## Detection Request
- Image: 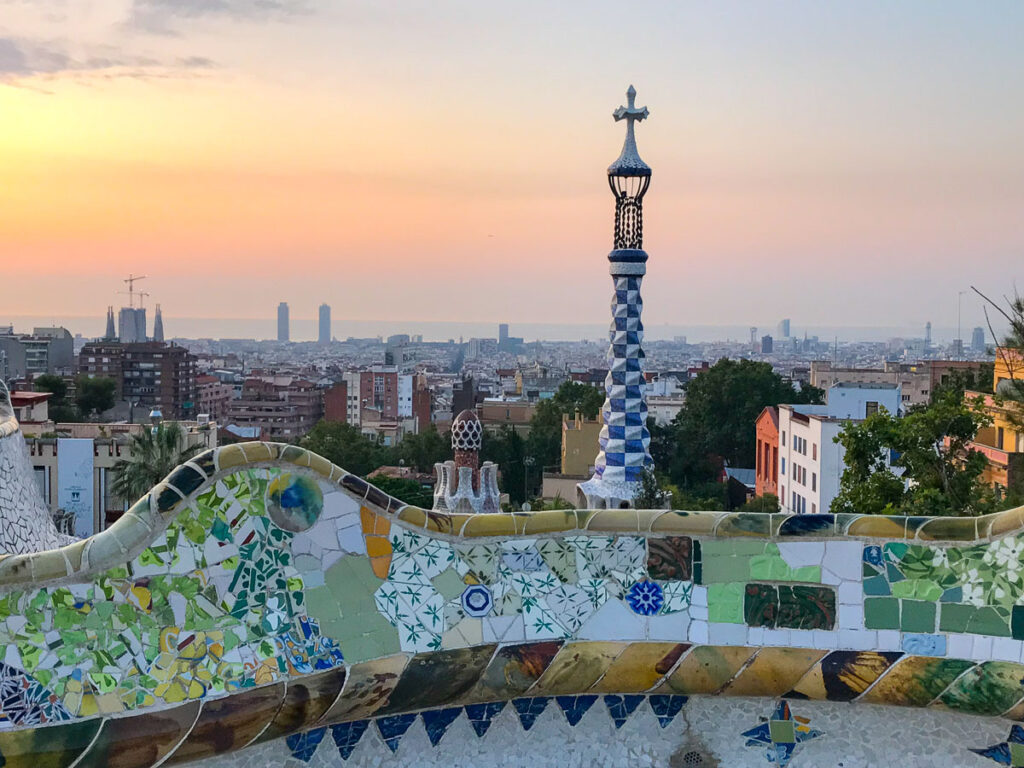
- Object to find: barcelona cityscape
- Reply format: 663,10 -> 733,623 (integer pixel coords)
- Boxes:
1,2 -> 1023,767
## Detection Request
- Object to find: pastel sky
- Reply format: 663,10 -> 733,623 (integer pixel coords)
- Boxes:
1,1 -> 1022,338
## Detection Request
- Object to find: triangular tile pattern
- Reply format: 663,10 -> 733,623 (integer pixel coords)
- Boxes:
331,720 -> 370,760
375,713 -> 418,753
512,697 -> 551,731
286,727 -> 327,762
421,707 -> 463,746
648,695 -> 688,728
555,694 -> 598,726
604,694 -> 645,729
464,701 -> 506,738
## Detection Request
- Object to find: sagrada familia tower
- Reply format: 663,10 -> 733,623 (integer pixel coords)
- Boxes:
578,86 -> 655,509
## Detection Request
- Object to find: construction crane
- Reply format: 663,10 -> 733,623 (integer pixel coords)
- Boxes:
122,274 -> 148,308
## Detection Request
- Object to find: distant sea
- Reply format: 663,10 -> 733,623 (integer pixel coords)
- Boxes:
1,315 -> 973,345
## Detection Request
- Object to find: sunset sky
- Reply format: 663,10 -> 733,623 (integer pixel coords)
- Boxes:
2,1 -> 1022,339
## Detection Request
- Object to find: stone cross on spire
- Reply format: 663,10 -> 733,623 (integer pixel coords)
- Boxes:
609,85 -> 651,176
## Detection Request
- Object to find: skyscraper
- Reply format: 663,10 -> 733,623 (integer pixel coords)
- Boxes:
277,302 -> 289,342
578,86 -> 654,509
318,304 -> 331,345
499,324 -> 509,345
925,321 -> 932,346
972,326 -> 986,352
104,306 -> 116,340
153,304 -> 164,343
777,318 -> 791,339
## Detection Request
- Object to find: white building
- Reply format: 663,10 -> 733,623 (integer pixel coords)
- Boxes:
778,384 -> 902,515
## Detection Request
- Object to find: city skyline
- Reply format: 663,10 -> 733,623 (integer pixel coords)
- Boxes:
2,2 -> 1021,331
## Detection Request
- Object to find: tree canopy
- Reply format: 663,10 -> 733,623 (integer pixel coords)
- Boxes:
367,474 -> 434,508
34,374 -> 79,422
112,422 -> 200,503
830,389 -> 1000,516
75,376 -> 116,419
655,359 -> 824,487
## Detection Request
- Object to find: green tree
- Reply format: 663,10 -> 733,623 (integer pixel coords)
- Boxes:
34,374 -> 80,422
659,359 -> 824,487
633,466 -> 669,509
367,474 -> 434,508
831,389 -> 993,516
480,425 -> 529,505
974,286 -> 1024,430
74,376 -> 116,419
299,421 -> 388,477
112,423 -> 200,503
395,425 -> 451,473
550,381 -> 604,419
737,493 -> 780,514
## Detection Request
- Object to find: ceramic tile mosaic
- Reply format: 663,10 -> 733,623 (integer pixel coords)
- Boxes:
2,425 -> 1024,766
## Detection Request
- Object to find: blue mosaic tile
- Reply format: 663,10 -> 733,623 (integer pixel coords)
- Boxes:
555,694 -> 598,726
421,707 -> 463,747
286,727 -> 326,762
742,701 -> 822,768
778,514 -> 834,536
901,633 -> 947,656
625,581 -> 664,615
331,721 -> 370,761
603,694 -> 644,728
375,713 -> 417,753
863,545 -> 883,566
648,694 -> 688,728
970,723 -> 1024,765
512,697 -> 551,731
461,584 -> 494,617
464,702 -> 506,738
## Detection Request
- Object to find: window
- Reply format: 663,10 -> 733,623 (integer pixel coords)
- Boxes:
782,431 -> 786,446
781,457 -> 786,474
772,447 -> 778,483
866,401 -> 879,417
812,473 -> 817,491
812,443 -> 817,460
812,503 -> 817,514
997,427 -> 1005,450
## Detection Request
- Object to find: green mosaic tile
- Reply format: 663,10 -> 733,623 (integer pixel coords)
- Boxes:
864,598 -> 900,630
899,600 -> 937,633
1013,606 -> 1024,641
966,607 -> 1012,637
708,582 -> 745,624
940,661 -> 1024,716
701,556 -> 751,584
891,579 -> 942,601
939,603 -> 975,633
431,569 -> 466,601
863,576 -> 891,596
777,585 -> 836,630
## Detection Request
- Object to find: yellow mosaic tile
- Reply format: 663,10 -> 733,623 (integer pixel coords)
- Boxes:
28,550 -> 70,583
649,511 -> 722,536
988,504 -> 1024,539
460,514 -> 518,538
395,506 -> 428,529
720,648 -> 827,697
789,651 -> 899,701
588,642 -> 688,693
528,641 -> 629,696
522,510 -> 579,536
652,645 -> 756,695
914,516 -> 979,541
844,516 -> 908,539
240,442 -> 277,463
586,508 -> 641,533
214,444 -> 248,472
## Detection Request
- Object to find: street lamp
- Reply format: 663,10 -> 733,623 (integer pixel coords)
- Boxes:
523,455 -> 535,505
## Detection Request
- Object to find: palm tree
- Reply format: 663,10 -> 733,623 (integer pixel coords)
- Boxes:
112,422 -> 200,504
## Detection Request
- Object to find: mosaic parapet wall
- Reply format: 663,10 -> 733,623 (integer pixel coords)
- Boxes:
2,442 -> 1024,766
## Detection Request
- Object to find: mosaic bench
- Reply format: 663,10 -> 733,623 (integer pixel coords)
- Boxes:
2,441 -> 1024,767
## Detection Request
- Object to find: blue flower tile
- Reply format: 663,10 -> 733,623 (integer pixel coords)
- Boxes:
625,581 -> 664,615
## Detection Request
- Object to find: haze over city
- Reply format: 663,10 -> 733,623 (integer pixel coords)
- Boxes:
3,0 -> 1022,336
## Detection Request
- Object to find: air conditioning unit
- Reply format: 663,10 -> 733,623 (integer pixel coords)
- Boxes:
197,414 -> 211,426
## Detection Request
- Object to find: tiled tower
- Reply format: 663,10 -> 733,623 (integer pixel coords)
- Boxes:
578,86 -> 653,509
